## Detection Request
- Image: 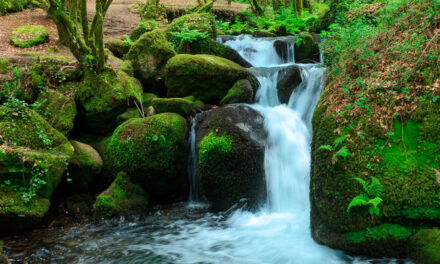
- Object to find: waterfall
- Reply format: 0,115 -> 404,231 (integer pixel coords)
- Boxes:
187,113 -> 203,202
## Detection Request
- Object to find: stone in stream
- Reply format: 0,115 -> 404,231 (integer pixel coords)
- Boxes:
277,66 -> 302,104
196,104 -> 267,210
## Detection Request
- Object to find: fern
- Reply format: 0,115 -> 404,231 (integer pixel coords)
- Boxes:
334,134 -> 349,148
318,145 -> 333,151
331,146 -> 352,164
347,176 -> 384,216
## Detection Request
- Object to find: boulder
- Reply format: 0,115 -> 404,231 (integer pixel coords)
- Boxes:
165,54 -> 259,104
74,69 -> 141,134
220,79 -> 254,105
151,97 -> 198,116
10,25 -> 49,48
252,30 -> 277,38
94,172 -> 148,218
276,66 -> 302,104
126,29 -> 176,96
103,113 -> 188,201
116,108 -> 141,125
311,95 -> 440,257
273,39 -> 293,63
36,89 -> 77,136
105,39 -> 131,59
196,105 -> 266,210
295,32 -> 320,63
410,229 -> 440,264
0,107 -> 73,232
177,38 -> 252,68
63,140 -> 103,193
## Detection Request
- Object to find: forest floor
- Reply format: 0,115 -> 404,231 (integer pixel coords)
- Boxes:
0,0 -> 247,60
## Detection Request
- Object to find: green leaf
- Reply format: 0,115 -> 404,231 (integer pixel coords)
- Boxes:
367,176 -> 384,197
318,145 -> 333,151
347,194 -> 369,212
352,177 -> 369,192
332,146 -> 352,164
152,135 -> 159,142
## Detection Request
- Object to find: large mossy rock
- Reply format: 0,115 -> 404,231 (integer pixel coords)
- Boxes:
311,94 -> 440,257
177,38 -> 251,68
94,172 -> 148,218
220,79 -> 254,105
74,69 -> 141,134
0,107 -> 73,232
64,140 -> 103,194
151,97 -> 200,116
126,29 -> 176,96
165,54 -> 259,105
410,229 -> 440,264
105,39 -> 131,59
130,19 -> 158,41
165,13 -> 216,45
103,113 -> 188,201
196,105 -> 266,210
294,32 -> 320,63
277,66 -> 302,104
9,25 -> 49,48
36,89 -> 77,136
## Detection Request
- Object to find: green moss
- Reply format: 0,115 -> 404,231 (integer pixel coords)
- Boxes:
220,79 -> 254,105
165,13 -> 216,44
295,32 -> 320,63
198,132 -> 232,166
94,172 -> 148,218
0,0 -> 44,16
142,93 -> 158,108
345,223 -> 415,244
105,39 -> 131,59
0,189 -> 49,233
0,58 -> 11,74
119,60 -> 134,77
165,54 -> 255,104
152,97 -> 197,116
104,113 -> 188,201
36,89 -> 77,136
126,29 -> 176,91
410,229 -> 440,263
10,25 -> 49,48
75,69 -> 137,134
130,19 -> 158,41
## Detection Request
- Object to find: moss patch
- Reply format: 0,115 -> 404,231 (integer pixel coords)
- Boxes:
130,19 -> 158,41
410,229 -> 440,264
0,58 -> 11,74
10,25 -> 49,48
152,97 -> 197,116
165,13 -> 216,45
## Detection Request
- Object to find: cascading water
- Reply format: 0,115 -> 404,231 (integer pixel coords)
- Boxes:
6,36 -> 409,264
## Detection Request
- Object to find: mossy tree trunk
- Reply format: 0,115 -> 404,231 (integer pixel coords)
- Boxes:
249,0 -> 263,15
47,0 -> 112,73
293,0 -> 303,17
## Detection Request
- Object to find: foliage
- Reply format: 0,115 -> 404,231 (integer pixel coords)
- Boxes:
9,25 -> 50,48
169,25 -> 210,49
347,176 -> 384,216
318,134 -> 352,164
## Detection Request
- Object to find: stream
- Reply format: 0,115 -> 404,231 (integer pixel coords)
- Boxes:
3,35 -> 412,264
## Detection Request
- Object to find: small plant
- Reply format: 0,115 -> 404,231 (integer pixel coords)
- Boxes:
347,176 -> 384,216
169,26 -> 210,49
318,134 -> 352,164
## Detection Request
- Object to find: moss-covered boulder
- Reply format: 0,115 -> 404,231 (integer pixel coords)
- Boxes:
276,66 -> 302,104
165,54 -> 259,104
105,39 -> 131,59
63,140 -> 103,193
220,79 -> 254,105
36,89 -> 77,136
152,97 -> 198,116
311,96 -> 440,257
126,29 -> 176,96
294,32 -> 320,63
196,105 -> 266,210
103,113 -> 188,201
177,38 -> 252,68
74,69 -> 141,134
0,106 -> 73,232
130,19 -> 158,41
165,13 -> 216,45
94,172 -> 148,218
10,25 -> 49,48
410,229 -> 440,264
0,190 -> 50,233
116,108 -> 141,125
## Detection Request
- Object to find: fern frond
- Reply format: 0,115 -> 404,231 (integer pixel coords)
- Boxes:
334,134 -> 348,148
367,176 -> 384,197
367,197 -> 383,208
347,194 -> 369,212
318,145 -> 333,151
331,146 -> 352,164
352,177 -> 368,192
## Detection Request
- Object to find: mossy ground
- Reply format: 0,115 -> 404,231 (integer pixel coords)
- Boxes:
10,25 -> 49,48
